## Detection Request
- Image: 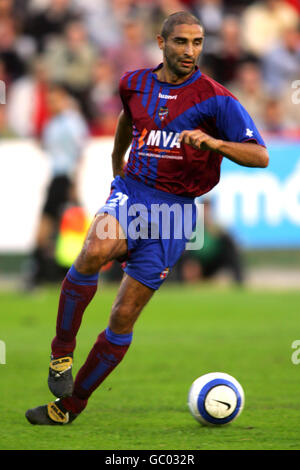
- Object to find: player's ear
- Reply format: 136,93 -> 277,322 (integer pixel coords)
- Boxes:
157,35 -> 165,50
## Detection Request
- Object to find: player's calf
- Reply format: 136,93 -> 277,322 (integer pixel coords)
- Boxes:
109,274 -> 154,334
49,265 -> 99,396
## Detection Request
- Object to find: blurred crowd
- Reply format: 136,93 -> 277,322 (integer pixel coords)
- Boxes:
0,0 -> 299,140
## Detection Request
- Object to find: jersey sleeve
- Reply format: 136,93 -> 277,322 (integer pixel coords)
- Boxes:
215,95 -> 266,147
119,74 -> 132,120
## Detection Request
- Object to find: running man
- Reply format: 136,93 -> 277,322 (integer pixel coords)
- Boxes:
26,11 -> 268,425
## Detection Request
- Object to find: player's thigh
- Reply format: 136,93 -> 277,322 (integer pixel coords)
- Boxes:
75,213 -> 128,273
109,273 -> 155,334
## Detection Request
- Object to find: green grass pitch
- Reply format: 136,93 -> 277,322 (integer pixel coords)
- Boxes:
0,282 -> 300,450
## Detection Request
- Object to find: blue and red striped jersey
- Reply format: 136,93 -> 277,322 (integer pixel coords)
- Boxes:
119,63 -> 265,198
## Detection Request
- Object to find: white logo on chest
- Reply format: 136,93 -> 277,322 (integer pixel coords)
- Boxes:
158,93 -> 178,100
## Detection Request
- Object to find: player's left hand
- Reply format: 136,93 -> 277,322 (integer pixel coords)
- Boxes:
179,130 -> 221,152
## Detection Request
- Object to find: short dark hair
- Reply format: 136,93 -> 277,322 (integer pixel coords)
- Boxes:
161,11 -> 204,40
48,82 -> 71,96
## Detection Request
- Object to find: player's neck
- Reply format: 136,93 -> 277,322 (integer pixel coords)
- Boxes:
155,63 -> 195,85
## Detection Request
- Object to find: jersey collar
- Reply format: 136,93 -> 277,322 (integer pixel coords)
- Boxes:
151,63 -> 201,88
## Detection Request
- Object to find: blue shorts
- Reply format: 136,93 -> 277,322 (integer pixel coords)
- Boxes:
97,175 -> 196,290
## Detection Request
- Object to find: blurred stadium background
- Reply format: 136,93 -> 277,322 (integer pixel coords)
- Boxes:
0,0 -> 299,290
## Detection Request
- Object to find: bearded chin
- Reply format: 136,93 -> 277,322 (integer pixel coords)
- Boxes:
165,52 -> 190,78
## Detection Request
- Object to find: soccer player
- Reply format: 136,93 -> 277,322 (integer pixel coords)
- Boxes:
26,11 -> 268,425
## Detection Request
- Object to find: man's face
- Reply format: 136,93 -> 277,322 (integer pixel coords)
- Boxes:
158,24 -> 204,78
47,89 -> 67,115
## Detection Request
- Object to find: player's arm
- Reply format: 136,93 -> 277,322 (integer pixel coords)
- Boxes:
111,110 -> 133,178
179,130 -> 269,168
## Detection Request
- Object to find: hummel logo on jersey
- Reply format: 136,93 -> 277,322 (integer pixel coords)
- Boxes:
158,92 -> 177,100
138,129 -> 181,149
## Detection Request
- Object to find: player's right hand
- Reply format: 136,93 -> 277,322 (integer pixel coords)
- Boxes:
179,130 -> 221,152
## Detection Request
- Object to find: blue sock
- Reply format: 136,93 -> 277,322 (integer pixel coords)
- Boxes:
105,326 -> 133,346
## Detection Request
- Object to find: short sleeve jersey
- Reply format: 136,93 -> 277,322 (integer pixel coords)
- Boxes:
119,63 -> 266,198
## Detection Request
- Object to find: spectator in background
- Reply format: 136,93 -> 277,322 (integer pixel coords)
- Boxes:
228,60 -> 267,127
25,83 -> 89,289
280,86 -> 300,134
0,104 -> 17,138
0,0 -> 14,21
73,0 -> 136,49
192,0 -> 225,55
218,0 -> 255,14
179,199 -> 244,286
7,56 -> 50,137
202,15 -> 257,85
0,58 -> 8,90
105,18 -> 157,77
262,25 -> 300,97
260,97 -> 300,138
241,0 -> 299,58
88,59 -> 121,136
0,0 -> 37,65
148,0 -> 189,38
260,98 -> 285,136
0,0 -> 27,29
43,19 -> 98,118
179,0 -> 195,7
285,0 -> 300,14
24,0 -> 78,53
0,18 -> 27,82
26,0 -> 50,10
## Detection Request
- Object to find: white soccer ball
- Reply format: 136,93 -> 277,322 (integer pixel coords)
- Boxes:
188,372 -> 245,426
